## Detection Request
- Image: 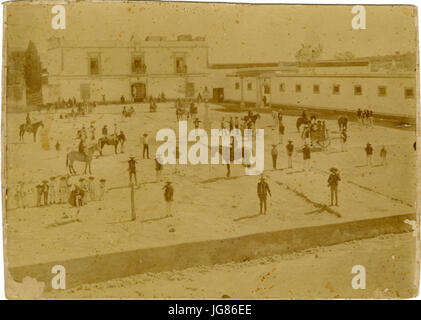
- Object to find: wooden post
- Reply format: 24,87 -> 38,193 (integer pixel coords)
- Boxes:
130,182 -> 136,221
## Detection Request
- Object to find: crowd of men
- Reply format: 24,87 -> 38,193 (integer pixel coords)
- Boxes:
13,175 -> 107,209
15,96 -> 392,219
356,108 -> 374,127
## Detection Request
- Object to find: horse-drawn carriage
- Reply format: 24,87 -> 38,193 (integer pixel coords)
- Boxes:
308,123 -> 331,148
300,117 -> 331,149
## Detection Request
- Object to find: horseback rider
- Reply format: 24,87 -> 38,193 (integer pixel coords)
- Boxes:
78,138 -> 87,160
25,113 -> 32,131
26,113 -> 31,125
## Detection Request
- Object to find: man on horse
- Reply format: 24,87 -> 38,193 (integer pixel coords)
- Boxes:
78,138 -> 87,160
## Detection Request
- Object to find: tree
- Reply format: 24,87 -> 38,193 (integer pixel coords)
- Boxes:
23,41 -> 43,106
295,44 -> 323,62
24,41 -> 42,92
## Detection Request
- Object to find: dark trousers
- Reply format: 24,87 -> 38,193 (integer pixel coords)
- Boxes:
226,164 -> 230,177
330,186 -> 338,205
43,192 -> 48,206
272,155 -> 277,169
143,144 -> 149,159
259,196 -> 267,214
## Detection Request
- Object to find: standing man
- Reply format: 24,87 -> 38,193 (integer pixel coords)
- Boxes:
59,176 -> 68,204
119,130 -> 126,153
163,181 -> 174,216
328,167 -> 341,206
380,145 -> 387,166
257,175 -> 271,215
36,184 -> 43,207
41,180 -> 49,206
286,140 -> 294,168
128,157 -> 138,185
142,133 -> 150,159
271,144 -> 278,169
340,129 -> 347,152
278,117 -> 285,145
49,176 -> 57,204
155,156 -> 163,182
365,143 -> 373,167
88,176 -> 96,201
302,143 -> 311,171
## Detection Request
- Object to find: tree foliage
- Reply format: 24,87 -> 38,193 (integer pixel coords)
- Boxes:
295,44 -> 323,62
23,41 -> 42,92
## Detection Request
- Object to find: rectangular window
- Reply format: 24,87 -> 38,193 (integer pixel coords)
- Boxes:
247,82 -> 253,90
175,55 -> 187,74
333,84 -> 340,95
279,83 -> 285,92
89,57 -> 100,75
295,84 -> 301,93
313,84 -> 320,94
132,54 -> 146,74
405,87 -> 414,99
378,86 -> 387,97
264,84 -> 271,94
354,85 -> 362,96
235,82 -> 240,90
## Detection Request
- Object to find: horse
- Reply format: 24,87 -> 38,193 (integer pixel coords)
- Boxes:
19,121 -> 44,142
338,116 -> 349,132
98,134 -> 124,155
66,144 -> 100,175
243,113 -> 261,129
296,117 -> 310,132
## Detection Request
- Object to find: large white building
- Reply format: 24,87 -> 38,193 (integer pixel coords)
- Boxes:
43,35 -> 210,103
40,36 -> 417,118
223,54 -> 417,117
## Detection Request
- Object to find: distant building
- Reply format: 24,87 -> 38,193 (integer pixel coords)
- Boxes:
41,37 -> 417,118
223,53 -> 417,117
43,35 -> 209,103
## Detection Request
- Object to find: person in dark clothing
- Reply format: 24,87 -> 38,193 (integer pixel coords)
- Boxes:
41,180 -> 49,206
128,157 -> 138,185
257,175 -> 271,215
365,143 -> 373,167
163,181 -> 174,216
302,143 -> 311,171
271,144 -> 278,169
286,140 -> 294,168
142,133 -> 150,159
380,145 -> 387,165
328,167 -> 341,206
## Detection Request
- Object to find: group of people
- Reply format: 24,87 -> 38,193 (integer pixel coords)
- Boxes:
365,143 -> 387,167
356,108 -> 374,127
175,99 -> 199,121
12,175 -> 107,209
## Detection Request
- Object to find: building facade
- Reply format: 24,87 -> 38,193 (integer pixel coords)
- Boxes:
224,55 -> 417,117
43,35 -> 210,103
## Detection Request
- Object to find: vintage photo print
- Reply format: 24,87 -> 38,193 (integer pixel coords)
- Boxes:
2,1 -> 420,299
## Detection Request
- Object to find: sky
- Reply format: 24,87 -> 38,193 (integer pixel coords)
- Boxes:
4,2 -> 418,64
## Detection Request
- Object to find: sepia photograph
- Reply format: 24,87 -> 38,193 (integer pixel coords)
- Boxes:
1,1 -> 420,300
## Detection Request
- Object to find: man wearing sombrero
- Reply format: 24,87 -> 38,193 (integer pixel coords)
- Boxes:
327,167 -> 341,206
257,175 -> 271,215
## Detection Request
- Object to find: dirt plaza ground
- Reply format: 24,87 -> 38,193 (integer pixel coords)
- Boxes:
46,233 -> 418,299
4,101 -> 418,297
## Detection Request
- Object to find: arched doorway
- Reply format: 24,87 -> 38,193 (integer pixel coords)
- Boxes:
131,83 -> 146,102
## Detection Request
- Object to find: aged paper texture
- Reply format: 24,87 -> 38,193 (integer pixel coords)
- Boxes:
2,1 -> 420,299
